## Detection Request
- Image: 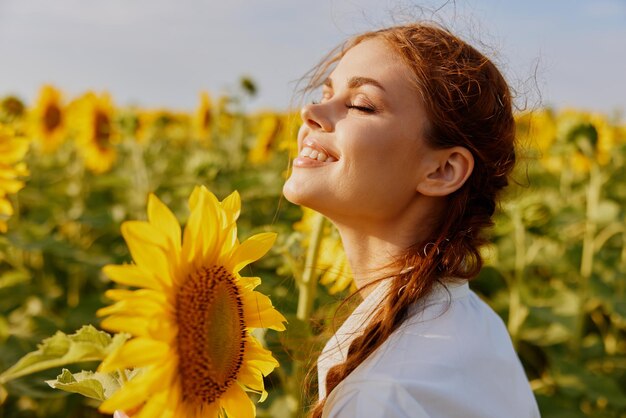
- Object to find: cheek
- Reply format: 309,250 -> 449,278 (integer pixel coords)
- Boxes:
347,127 -> 417,174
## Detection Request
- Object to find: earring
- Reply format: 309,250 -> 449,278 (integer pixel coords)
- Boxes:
423,242 -> 440,257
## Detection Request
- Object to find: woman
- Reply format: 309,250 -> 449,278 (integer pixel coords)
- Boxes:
282,23 -> 541,417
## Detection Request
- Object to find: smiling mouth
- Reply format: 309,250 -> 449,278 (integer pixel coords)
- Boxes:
299,146 -> 337,163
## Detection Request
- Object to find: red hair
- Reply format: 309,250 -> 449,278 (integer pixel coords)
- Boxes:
304,22 -> 516,418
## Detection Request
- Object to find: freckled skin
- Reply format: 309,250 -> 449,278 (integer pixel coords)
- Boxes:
282,38 -> 476,290
283,39 -> 437,226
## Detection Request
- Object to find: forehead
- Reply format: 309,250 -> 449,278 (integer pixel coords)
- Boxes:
329,38 -> 415,91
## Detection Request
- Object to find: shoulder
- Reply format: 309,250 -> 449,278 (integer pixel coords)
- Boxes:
323,378 -> 431,418
337,290 -> 540,417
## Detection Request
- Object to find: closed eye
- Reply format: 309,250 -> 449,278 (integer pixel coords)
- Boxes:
347,104 -> 376,113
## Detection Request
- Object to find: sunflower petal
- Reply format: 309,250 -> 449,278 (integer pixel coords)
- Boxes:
99,360 -> 176,413
227,232 -> 276,273
237,364 -> 265,392
147,193 -> 181,253
99,338 -> 170,371
242,290 -> 287,331
96,296 -> 168,318
221,383 -> 255,418
122,221 -> 169,250
103,288 -> 136,301
220,190 -> 241,225
238,276 -> 262,291
121,223 -> 172,287
188,185 -> 202,211
100,316 -> 153,337
243,337 -> 280,376
135,390 -> 172,418
103,264 -> 162,290
181,191 -> 206,265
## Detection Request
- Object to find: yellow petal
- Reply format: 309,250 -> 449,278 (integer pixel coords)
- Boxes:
188,185 -> 203,211
0,198 -> 13,216
96,295 -> 168,318
221,383 -> 255,418
99,338 -> 170,371
103,264 -> 162,290
122,221 -> 169,251
121,223 -> 172,288
219,223 -> 238,261
100,314 -> 176,342
100,316 -> 152,337
181,191 -> 207,265
237,364 -> 265,392
227,232 -> 276,273
220,190 -> 241,225
238,276 -> 261,291
135,390 -> 172,418
0,178 -> 25,194
99,359 -> 176,413
147,193 -> 181,253
243,336 -> 280,376
242,290 -> 287,331
198,190 -> 221,263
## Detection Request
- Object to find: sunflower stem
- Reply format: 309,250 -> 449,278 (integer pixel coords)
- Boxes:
573,162 -> 602,356
291,212 -> 326,417
508,203 -> 526,348
297,213 -> 326,320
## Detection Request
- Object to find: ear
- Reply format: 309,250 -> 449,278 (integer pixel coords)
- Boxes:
416,146 -> 474,196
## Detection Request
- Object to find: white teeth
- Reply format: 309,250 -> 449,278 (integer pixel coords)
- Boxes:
299,145 -> 336,162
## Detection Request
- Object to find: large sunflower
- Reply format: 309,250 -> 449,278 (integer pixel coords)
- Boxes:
73,92 -> 118,173
31,84 -> 67,153
97,186 -> 286,418
0,125 -> 29,233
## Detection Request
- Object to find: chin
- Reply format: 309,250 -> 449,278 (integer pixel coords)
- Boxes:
282,179 -> 302,206
282,177 -> 328,214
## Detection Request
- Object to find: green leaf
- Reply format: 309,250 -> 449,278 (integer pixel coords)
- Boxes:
45,368 -> 121,401
0,325 -> 129,384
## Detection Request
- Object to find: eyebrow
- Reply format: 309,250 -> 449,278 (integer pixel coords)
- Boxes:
324,76 -> 386,92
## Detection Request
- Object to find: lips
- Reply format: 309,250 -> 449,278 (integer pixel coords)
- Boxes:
298,138 -> 339,163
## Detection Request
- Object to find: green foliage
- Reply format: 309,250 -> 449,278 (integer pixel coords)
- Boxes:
45,369 -> 124,401
1,96 -> 625,417
0,325 -> 127,384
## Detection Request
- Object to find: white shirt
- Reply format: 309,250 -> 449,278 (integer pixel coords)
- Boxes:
318,279 -> 541,418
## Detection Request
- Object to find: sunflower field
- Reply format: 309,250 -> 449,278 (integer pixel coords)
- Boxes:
0,82 -> 625,418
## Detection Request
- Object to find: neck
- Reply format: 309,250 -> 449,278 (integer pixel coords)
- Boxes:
331,198 -> 440,298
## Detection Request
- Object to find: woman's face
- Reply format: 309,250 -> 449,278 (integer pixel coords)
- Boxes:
283,38 -> 438,224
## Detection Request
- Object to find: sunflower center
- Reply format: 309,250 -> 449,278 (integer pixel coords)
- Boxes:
44,104 -> 62,133
93,111 -> 111,149
176,265 -> 246,405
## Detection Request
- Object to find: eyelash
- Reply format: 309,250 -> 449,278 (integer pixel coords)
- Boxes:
311,99 -> 376,114
347,103 -> 376,113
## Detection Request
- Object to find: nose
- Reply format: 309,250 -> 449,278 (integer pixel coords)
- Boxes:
301,102 -> 333,133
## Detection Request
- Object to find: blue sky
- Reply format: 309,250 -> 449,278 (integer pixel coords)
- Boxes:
0,0 -> 624,114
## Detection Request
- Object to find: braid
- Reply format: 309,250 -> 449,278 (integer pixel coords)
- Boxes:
311,252 -> 441,418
